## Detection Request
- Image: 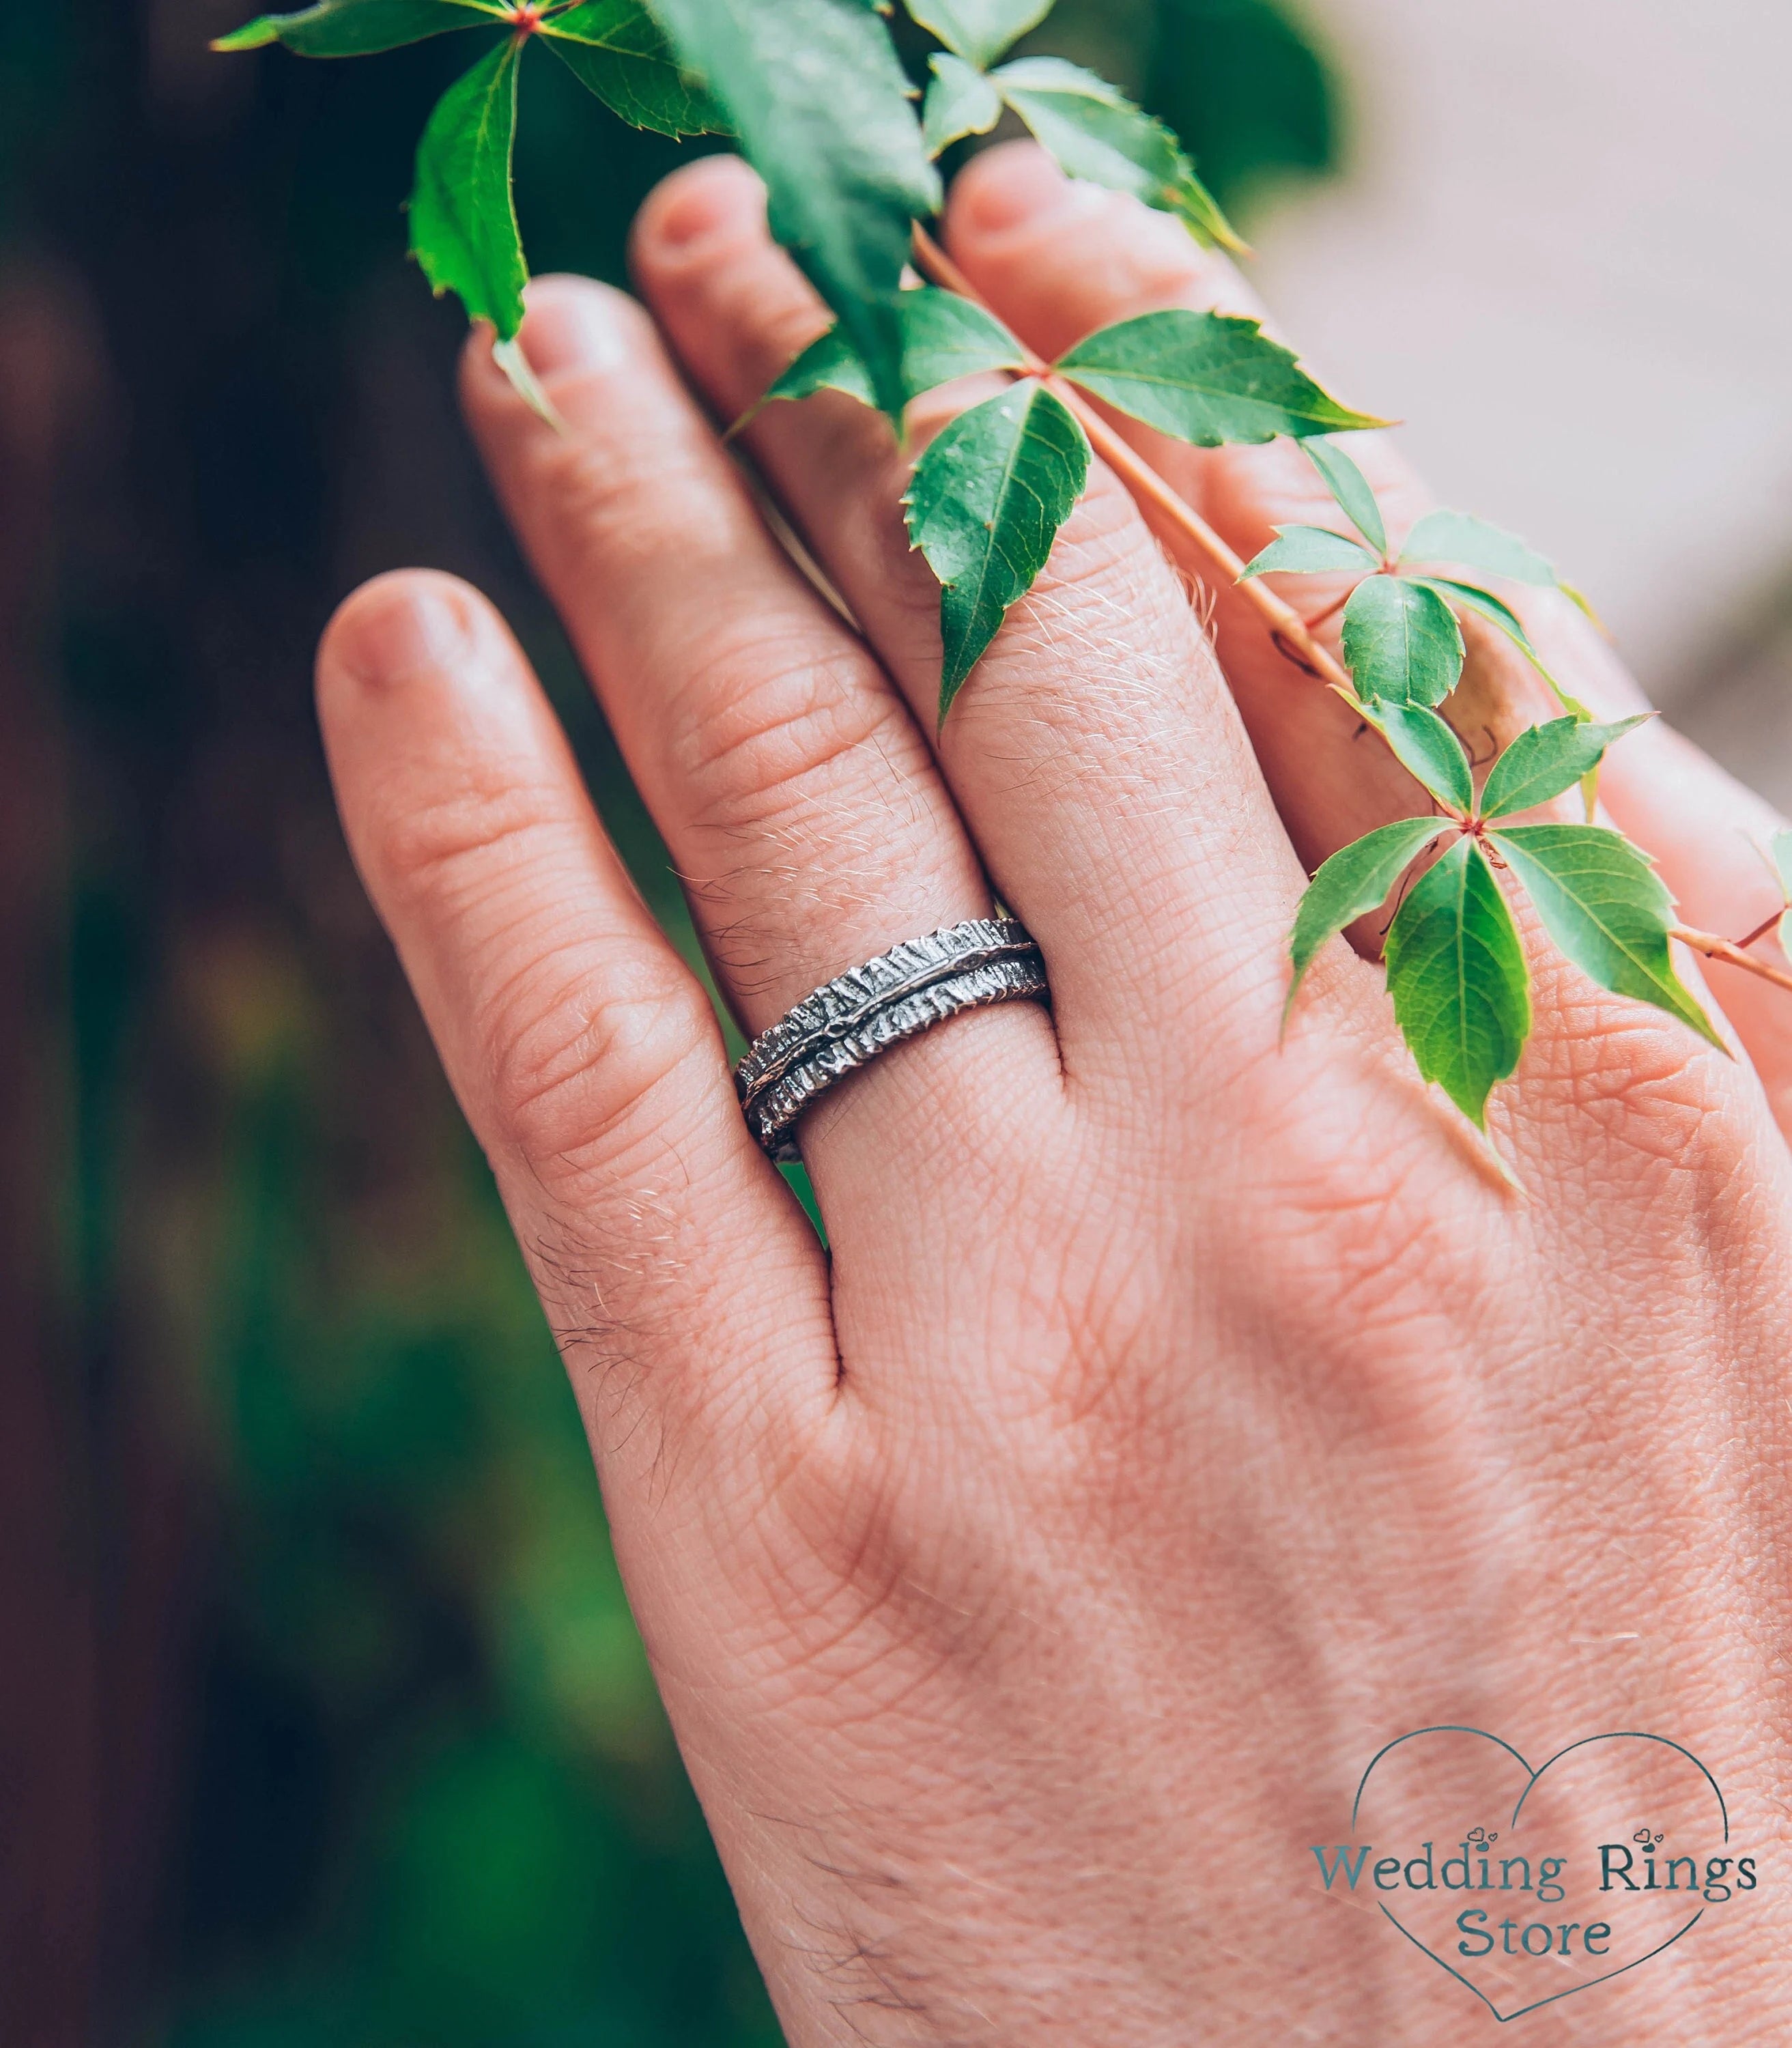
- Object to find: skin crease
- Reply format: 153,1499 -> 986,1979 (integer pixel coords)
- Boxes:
314,143 -> 1792,2043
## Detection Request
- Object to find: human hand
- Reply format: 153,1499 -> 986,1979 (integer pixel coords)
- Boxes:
315,143 -> 1792,2043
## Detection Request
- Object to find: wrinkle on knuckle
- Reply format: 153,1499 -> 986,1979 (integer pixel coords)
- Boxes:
378,767 -> 568,916
485,943 -> 716,1186
534,427 -> 744,581
666,624 -> 918,834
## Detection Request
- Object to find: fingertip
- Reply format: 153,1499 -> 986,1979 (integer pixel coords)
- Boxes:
319,569 -> 487,705
945,143 -> 1248,355
948,140 -> 1088,238
630,155 -> 767,279
460,279 -> 655,422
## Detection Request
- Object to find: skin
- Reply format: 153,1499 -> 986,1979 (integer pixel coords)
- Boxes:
315,145 -> 1792,2043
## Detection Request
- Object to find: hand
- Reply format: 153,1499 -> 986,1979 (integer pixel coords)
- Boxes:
315,143 -> 1792,2043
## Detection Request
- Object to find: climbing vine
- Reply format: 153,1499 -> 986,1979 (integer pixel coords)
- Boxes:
216,0 -> 1792,1148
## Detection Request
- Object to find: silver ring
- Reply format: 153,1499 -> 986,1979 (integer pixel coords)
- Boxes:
733,920 -> 1050,1163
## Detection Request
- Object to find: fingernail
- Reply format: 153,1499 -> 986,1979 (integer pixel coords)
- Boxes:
333,575 -> 472,691
644,159 -> 761,254
653,178 -> 739,251
515,285 -> 632,380
957,145 -> 1093,234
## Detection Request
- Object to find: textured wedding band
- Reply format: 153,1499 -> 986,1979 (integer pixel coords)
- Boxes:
733,920 -> 1050,1163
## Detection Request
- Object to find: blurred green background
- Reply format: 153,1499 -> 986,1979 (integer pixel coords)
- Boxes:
0,3 -> 1335,2040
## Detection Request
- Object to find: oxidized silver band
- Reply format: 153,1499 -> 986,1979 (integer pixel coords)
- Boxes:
733,919 -> 1049,1163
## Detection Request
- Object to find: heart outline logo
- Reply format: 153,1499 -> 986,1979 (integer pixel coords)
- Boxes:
1351,1726 -> 1729,2024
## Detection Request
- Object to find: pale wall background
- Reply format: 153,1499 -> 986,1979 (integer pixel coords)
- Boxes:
1251,0 -> 1792,795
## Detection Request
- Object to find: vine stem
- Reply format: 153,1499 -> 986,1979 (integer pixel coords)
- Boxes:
909,225 -> 1358,700
1673,926 -> 1792,997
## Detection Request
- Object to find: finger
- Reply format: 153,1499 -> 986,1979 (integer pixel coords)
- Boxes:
942,144 -> 1515,877
315,569 -> 835,1463
946,146 -> 1792,1120
630,155 -> 1309,1074
457,276 -> 1066,1203
1533,633 -> 1792,1128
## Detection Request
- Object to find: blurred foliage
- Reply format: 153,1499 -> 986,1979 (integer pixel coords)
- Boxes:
0,1 -> 1332,2040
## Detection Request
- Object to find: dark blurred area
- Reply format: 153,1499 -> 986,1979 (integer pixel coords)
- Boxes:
0,2 -> 1333,2040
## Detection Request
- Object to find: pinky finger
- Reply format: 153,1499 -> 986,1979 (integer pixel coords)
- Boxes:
316,570 -> 836,1482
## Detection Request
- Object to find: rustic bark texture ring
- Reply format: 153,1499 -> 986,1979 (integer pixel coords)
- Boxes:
733,920 -> 1050,1163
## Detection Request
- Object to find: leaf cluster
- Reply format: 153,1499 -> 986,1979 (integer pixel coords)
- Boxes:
758,286 -> 1382,714
1288,711 -> 1715,1131
216,0 -> 1751,1153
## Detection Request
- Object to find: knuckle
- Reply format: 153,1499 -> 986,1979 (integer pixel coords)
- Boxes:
483,945 -> 717,1189
377,765 -> 563,915
539,429 -> 744,580
664,623 -> 917,834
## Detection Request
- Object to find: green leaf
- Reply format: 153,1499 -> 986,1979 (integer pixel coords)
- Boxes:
410,38 -> 528,340
1479,714 -> 1651,821
1240,525 -> 1379,580
1402,509 -> 1556,587
1341,574 -> 1464,709
748,287 -> 1025,418
906,0 -> 1051,69
540,0 -> 728,136
922,51 -> 1002,154
1490,824 -> 1721,1047
647,0 -> 941,423
892,287 -> 1028,396
1286,815 -> 1447,1019
1304,435 -> 1386,557
1414,576 -> 1597,799
1384,837 -> 1531,1129
993,57 -> 1245,252
1411,575 -> 1537,660
1055,309 -> 1389,447
1361,702 -> 1473,814
214,0 -> 498,55
902,378 -> 1090,720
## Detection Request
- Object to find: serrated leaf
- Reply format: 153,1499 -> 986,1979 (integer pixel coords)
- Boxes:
1384,837 -> 1531,1128
1240,525 -> 1379,580
1414,575 -> 1598,801
1479,714 -> 1650,821
1341,574 -> 1464,709
993,57 -> 1245,252
1411,575 -> 1537,662
922,51 -> 1002,154
1362,702 -> 1473,814
1490,824 -> 1721,1047
906,0 -> 1050,68
1055,309 -> 1388,448
902,378 -> 1090,720
214,0 -> 498,55
410,38 -> 528,340
748,287 -> 1025,419
1286,814 -> 1447,1019
1402,509 -> 1556,587
1304,436 -> 1386,557
541,0 -> 728,136
648,0 -> 941,424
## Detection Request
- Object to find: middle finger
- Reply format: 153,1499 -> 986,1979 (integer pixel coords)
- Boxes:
631,156 -> 1313,1071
